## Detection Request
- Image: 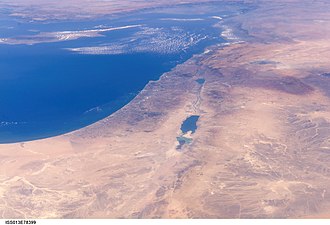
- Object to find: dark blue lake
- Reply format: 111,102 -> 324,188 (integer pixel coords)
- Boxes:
0,2 -> 247,143
181,115 -> 200,134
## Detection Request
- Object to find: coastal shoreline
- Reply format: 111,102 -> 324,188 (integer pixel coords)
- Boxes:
2,0 -> 330,219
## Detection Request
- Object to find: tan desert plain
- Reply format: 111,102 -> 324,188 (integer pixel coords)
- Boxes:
2,0 -> 330,219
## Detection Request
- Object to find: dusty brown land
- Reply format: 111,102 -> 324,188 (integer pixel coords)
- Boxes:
0,0 -> 215,21
1,0 -> 330,219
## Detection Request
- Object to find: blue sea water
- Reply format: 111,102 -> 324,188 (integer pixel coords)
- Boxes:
0,2 -> 247,143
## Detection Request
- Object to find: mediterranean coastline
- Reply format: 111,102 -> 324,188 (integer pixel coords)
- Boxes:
0,1 -> 242,143
2,0 -> 330,219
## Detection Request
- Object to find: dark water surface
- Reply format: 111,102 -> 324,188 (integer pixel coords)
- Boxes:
181,115 -> 200,134
0,2 -> 248,143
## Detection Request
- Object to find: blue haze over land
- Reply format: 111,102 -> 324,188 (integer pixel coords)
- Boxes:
0,3 -> 243,143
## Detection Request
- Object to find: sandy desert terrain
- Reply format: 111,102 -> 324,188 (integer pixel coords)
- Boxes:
1,0 -> 330,218
0,0 -> 214,21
